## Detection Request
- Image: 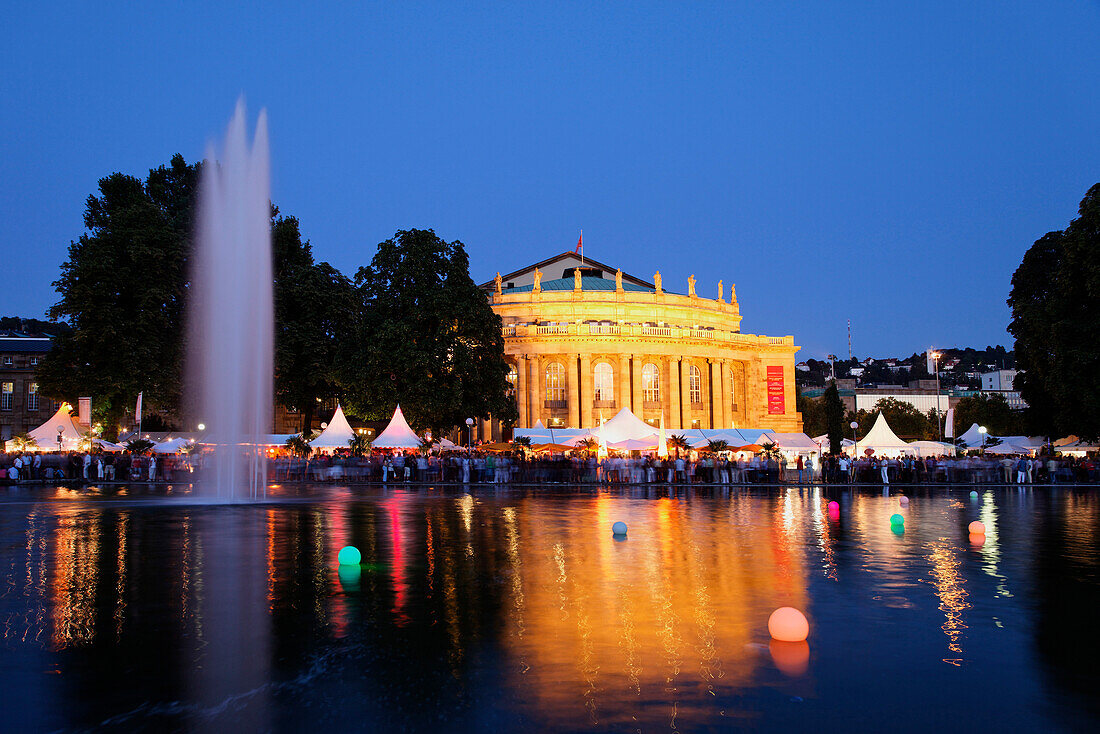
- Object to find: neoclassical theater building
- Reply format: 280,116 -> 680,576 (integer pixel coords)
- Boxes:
476,251 -> 802,440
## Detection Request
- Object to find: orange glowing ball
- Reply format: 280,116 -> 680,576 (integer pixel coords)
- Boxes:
968,521 -> 986,535
969,533 -> 986,547
768,607 -> 809,642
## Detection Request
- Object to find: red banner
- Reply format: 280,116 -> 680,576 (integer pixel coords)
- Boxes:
766,366 -> 785,415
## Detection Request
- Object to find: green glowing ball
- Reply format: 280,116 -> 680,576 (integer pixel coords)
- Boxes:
890,513 -> 904,526
612,521 -> 628,536
337,545 -> 361,566
970,491 -> 978,498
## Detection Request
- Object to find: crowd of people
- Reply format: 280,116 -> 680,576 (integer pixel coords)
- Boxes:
268,450 -> 1100,485
2,449 -> 1098,486
1,451 -> 193,482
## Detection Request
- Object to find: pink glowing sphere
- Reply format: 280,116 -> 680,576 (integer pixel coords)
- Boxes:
827,501 -> 839,511
968,521 -> 986,535
768,607 -> 809,642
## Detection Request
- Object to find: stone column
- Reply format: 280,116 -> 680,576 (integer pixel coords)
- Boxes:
680,359 -> 691,428
720,360 -> 732,428
618,355 -> 631,413
515,355 -> 528,428
579,354 -> 593,429
668,357 -> 681,429
529,358 -> 541,427
480,418 -> 492,442
709,360 -> 722,429
567,354 -> 580,428
631,355 -> 644,415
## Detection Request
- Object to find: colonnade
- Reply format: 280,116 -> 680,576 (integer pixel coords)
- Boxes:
510,353 -> 755,430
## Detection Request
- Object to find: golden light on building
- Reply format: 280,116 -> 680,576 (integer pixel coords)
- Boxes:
479,251 -> 803,439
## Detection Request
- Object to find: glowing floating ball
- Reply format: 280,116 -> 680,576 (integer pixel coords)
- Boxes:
890,513 -> 904,526
899,496 -> 909,505
968,521 -> 986,535
337,545 -> 362,566
969,533 -> 986,547
612,521 -> 628,537
827,501 -> 839,511
337,564 -> 362,588
891,524 -> 905,536
768,607 -> 809,642
970,491 -> 978,498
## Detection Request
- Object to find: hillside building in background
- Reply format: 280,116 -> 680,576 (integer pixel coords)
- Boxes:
0,331 -> 56,441
476,251 -> 802,441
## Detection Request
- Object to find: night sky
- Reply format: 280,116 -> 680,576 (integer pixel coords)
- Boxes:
2,1 -> 1098,357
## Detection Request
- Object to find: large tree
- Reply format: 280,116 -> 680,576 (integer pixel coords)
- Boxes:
1008,183 -> 1100,439
953,393 -> 1023,438
822,381 -> 846,454
37,155 -> 199,435
337,229 -> 514,435
272,213 -> 355,433
848,397 -> 932,440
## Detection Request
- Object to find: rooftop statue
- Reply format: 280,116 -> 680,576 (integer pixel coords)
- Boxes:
654,271 -> 662,293
688,274 -> 696,297
718,279 -> 724,302
533,267 -> 542,292
494,272 -> 502,295
615,269 -> 623,291
574,268 -> 582,291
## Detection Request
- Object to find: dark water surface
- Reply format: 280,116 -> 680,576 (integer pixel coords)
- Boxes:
1,484 -> 1098,733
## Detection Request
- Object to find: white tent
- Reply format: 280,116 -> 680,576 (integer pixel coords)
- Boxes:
907,440 -> 956,457
94,438 -> 126,453
759,432 -> 821,453
28,403 -> 86,451
956,423 -> 987,449
597,408 -> 658,444
372,405 -> 422,449
153,437 -> 193,454
854,413 -> 911,457
812,434 -> 855,450
609,436 -> 659,451
309,404 -> 358,451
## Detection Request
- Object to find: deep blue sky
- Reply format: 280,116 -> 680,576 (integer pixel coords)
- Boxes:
3,2 -> 1098,358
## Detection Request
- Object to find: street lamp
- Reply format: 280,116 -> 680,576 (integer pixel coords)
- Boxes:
197,423 -> 205,431
465,417 -> 474,449
978,425 -> 987,456
930,349 -> 943,443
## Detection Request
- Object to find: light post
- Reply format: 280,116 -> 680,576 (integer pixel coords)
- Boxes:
930,350 -> 942,443
978,426 -> 987,456
465,417 -> 474,450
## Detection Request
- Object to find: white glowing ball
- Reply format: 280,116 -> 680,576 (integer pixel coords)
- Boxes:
899,496 -> 909,505
612,521 -> 628,536
768,607 -> 809,642
968,521 -> 986,535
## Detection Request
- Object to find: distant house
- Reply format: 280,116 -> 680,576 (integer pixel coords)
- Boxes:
0,331 -> 55,441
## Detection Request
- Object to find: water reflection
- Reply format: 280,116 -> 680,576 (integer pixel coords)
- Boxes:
0,487 -> 1097,731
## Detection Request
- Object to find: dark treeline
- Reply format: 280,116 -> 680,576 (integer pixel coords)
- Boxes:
37,156 -> 513,439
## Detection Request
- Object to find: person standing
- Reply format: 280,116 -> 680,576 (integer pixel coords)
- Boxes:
148,455 -> 157,481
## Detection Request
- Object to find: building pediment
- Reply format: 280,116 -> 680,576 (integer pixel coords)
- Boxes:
481,251 -> 654,291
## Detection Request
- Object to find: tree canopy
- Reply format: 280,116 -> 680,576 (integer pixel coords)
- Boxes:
1008,183 -> 1100,439
336,229 -> 514,435
37,155 -> 199,435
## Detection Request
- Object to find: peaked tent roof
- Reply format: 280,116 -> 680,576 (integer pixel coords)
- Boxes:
855,413 -> 910,454
598,407 -> 658,443
957,423 -> 987,448
28,403 -> 86,450
372,405 -> 422,449
309,404 -> 357,449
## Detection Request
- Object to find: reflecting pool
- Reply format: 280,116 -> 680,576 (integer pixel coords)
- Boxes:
1,485 -> 1098,732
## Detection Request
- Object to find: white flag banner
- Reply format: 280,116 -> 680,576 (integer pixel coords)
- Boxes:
136,392 -> 143,420
944,407 -> 955,438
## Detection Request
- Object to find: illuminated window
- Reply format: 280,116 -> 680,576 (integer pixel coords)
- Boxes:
27,383 -> 38,411
506,365 -> 518,395
642,363 -> 661,402
593,363 -> 614,401
545,362 -> 565,402
1,382 -> 11,411
689,364 -> 702,404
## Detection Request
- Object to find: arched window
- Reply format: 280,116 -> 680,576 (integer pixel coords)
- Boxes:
593,362 -> 614,402
506,365 -> 517,395
689,364 -> 702,404
642,363 -> 661,402
545,362 -> 565,402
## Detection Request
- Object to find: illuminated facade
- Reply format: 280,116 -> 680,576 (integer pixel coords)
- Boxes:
480,252 -> 802,439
